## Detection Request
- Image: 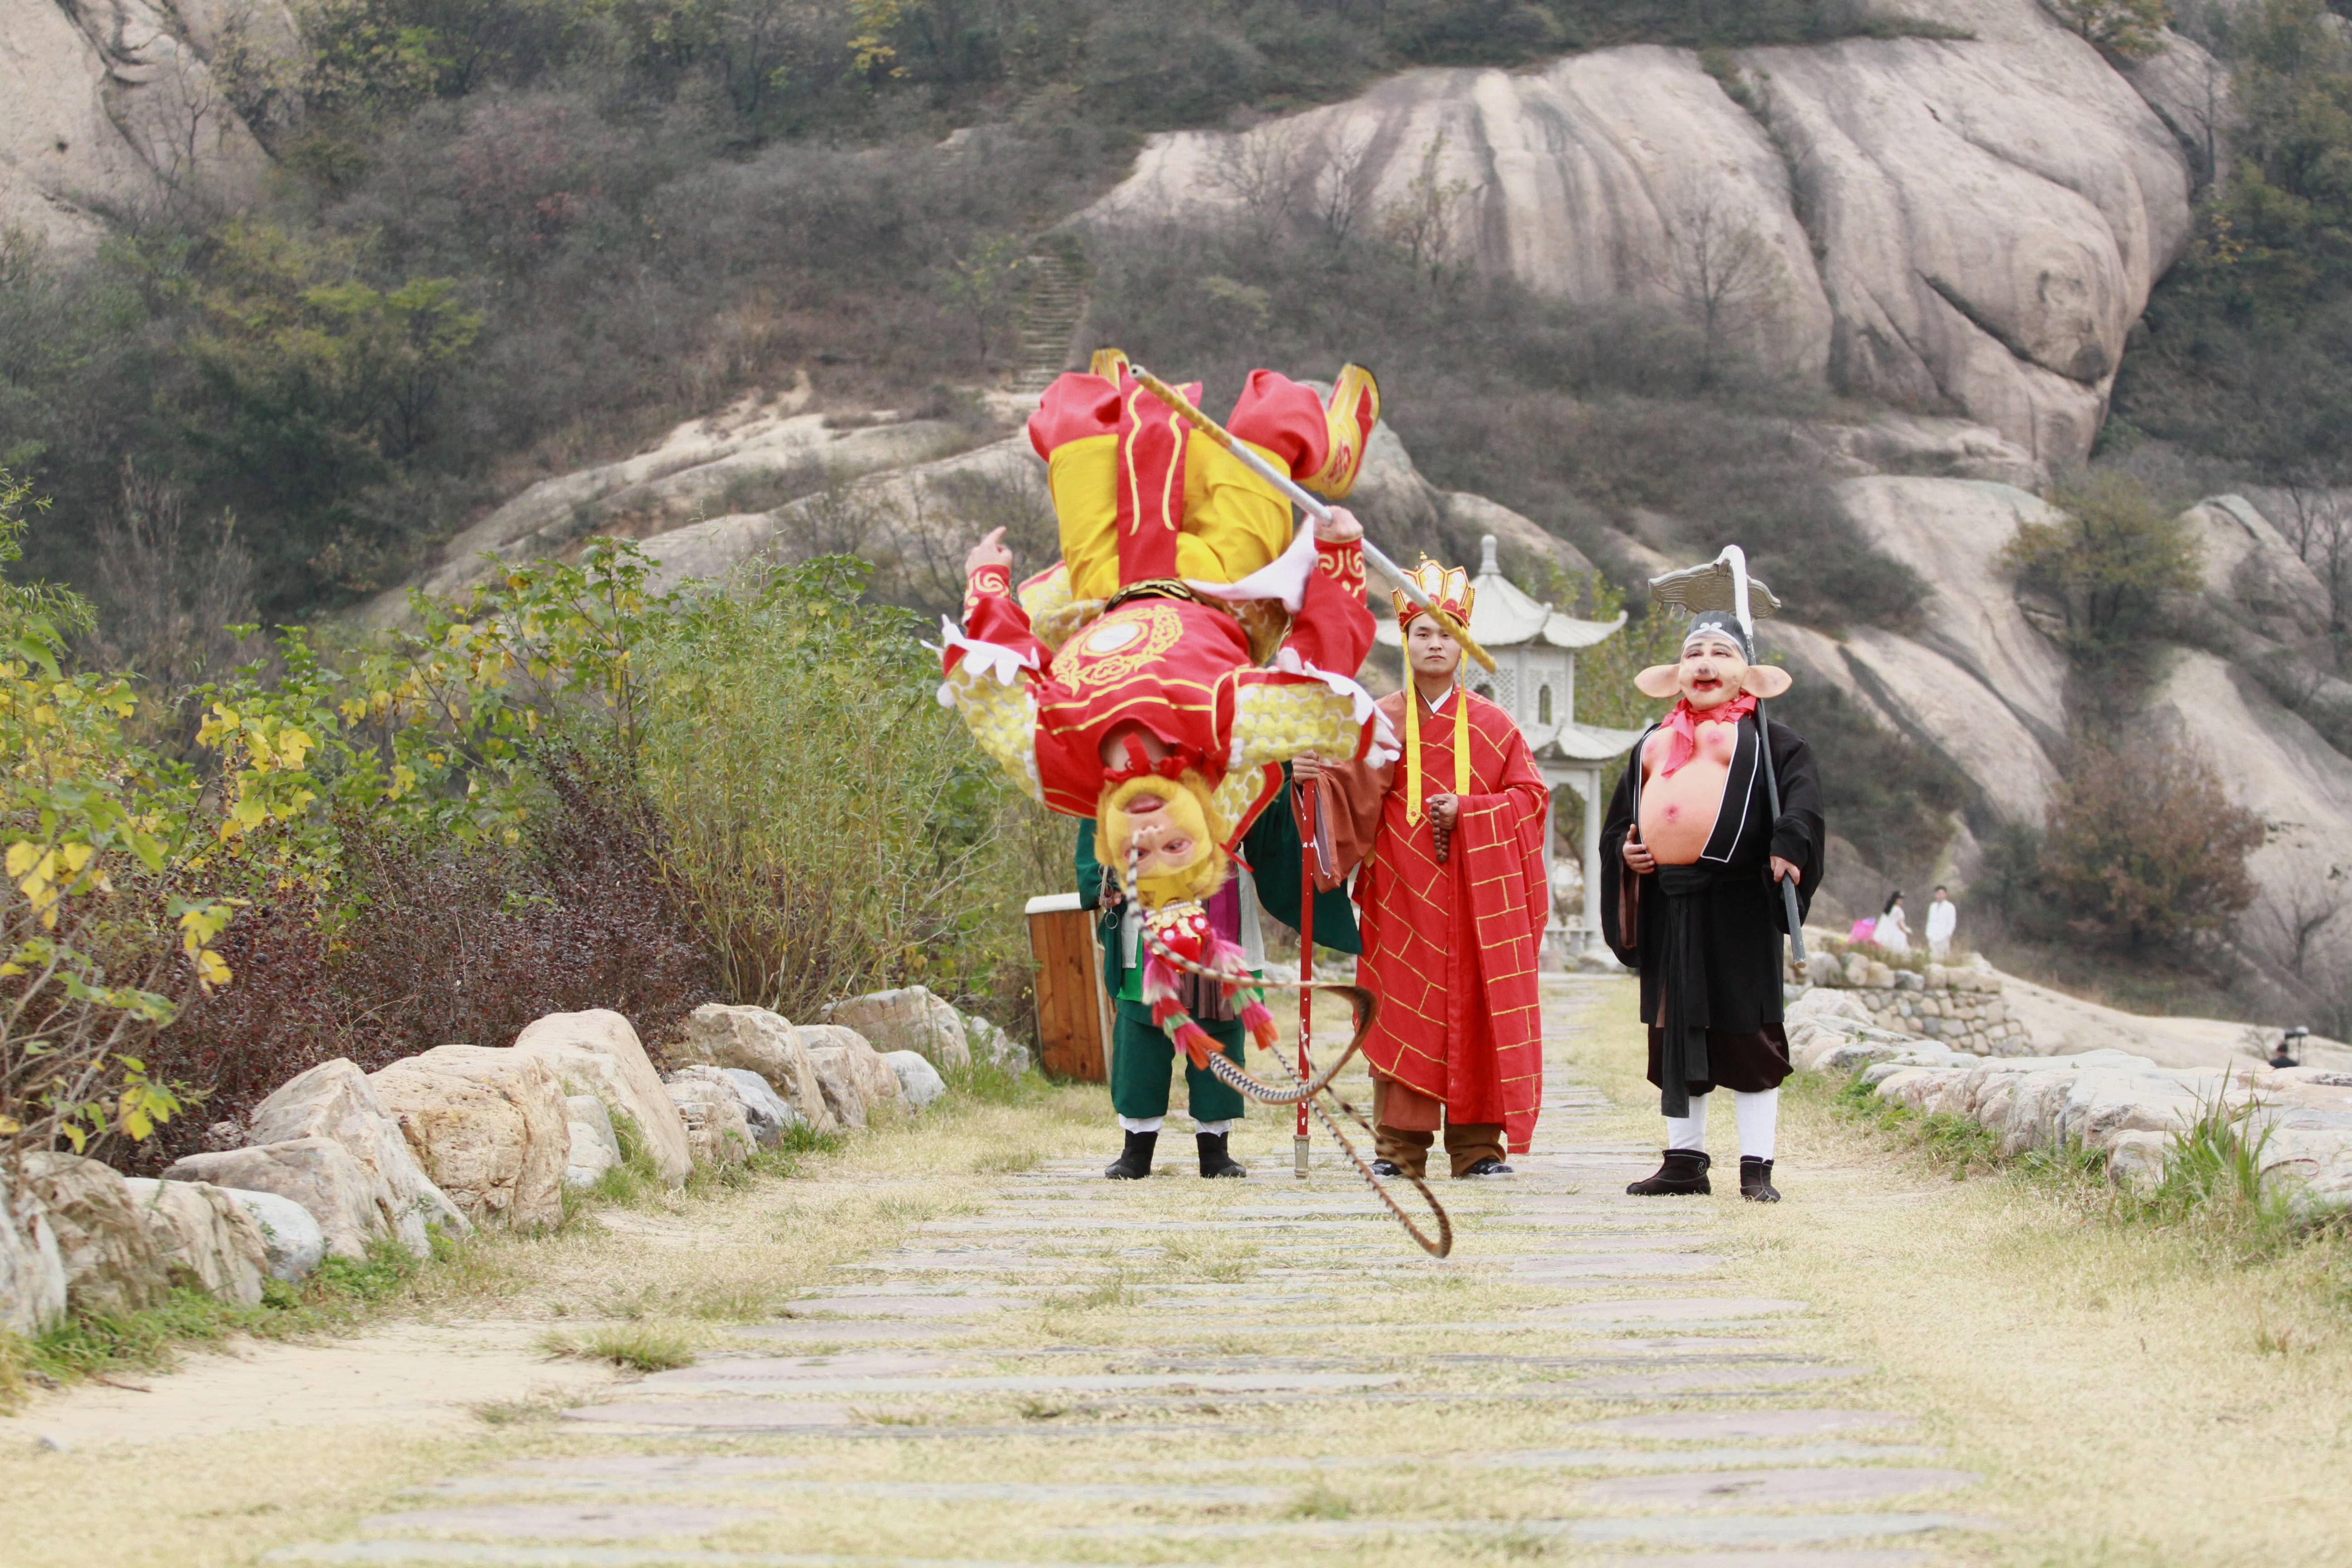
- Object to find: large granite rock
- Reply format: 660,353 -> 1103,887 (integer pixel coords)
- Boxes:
0,1169 -> 68,1333
369,1046 -> 570,1232
886,1051 -> 949,1110
220,1187 -> 326,1280
799,1043 -> 871,1130
511,1009 -> 694,1186
706,1066 -> 802,1145
0,0 -> 289,255
167,1137 -> 405,1261
22,1153 -> 174,1318
562,1094 -> 622,1189
244,1058 -> 471,1253
801,1024 -> 902,1110
820,988 -> 971,1071
662,1072 -> 754,1167
676,1004 -> 837,1134
121,1176 -> 269,1306
1092,0 -> 2194,461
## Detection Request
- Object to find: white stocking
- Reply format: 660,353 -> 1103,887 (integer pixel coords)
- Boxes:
1193,1118 -> 1234,1136
1733,1088 -> 1779,1161
1666,1095 -> 1708,1152
1119,1115 -> 1165,1134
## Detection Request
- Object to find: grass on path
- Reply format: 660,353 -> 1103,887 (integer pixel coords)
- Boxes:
1551,975 -> 2352,1568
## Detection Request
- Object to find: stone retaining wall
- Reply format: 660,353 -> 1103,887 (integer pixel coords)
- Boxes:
1791,952 -> 2034,1056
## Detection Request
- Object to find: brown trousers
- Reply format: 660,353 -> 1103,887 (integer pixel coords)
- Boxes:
1371,1076 -> 1505,1180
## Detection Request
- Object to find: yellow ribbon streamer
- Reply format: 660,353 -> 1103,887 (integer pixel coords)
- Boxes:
1403,683 -> 1473,827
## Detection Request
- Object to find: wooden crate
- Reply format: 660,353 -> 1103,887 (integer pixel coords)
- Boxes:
1027,892 -> 1111,1083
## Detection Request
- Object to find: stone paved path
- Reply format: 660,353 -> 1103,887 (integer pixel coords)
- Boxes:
260,980 -> 1999,1567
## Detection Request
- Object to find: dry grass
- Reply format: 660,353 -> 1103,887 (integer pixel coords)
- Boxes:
1551,975 -> 2352,1568
536,1321 -> 701,1372
31,980 -> 2352,1566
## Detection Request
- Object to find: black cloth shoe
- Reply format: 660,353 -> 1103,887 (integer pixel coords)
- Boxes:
1105,1129 -> 1156,1180
1626,1148 -> 1712,1196
1370,1158 -> 1404,1177
1197,1132 -> 1248,1178
1457,1157 -> 1515,1178
1740,1156 -> 1780,1203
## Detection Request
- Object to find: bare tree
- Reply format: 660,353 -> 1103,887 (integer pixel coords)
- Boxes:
1211,122 -> 1310,242
1311,128 -> 1375,245
84,469 -> 259,705
1379,131 -> 1475,291
2277,483 -> 2352,655
1663,187 -> 1786,390
2250,870 -> 2349,985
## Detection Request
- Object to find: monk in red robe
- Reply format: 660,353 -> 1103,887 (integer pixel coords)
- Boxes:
1298,558 -> 1550,1179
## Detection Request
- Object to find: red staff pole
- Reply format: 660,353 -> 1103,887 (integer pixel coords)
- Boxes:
1296,776 -> 1315,1181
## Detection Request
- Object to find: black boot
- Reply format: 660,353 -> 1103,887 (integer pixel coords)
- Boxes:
1105,1129 -> 1156,1180
1197,1132 -> 1248,1178
1740,1156 -> 1780,1203
1626,1149 -> 1712,1196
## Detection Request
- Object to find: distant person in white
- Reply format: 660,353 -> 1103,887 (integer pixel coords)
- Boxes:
1926,885 -> 1958,960
1873,890 -> 1910,955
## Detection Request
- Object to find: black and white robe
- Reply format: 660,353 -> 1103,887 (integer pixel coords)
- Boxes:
1598,712 -> 1825,1116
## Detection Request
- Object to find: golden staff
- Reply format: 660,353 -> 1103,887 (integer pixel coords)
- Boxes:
1128,365 -> 1497,671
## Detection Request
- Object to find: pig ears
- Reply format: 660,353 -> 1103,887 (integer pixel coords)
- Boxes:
1742,664 -> 1792,699
1634,664 -> 1681,700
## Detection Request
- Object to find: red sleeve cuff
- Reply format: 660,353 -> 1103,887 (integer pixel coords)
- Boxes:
1315,537 -> 1367,600
964,564 -> 1012,618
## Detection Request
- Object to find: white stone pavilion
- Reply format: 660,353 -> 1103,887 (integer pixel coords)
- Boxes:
1375,535 -> 1649,962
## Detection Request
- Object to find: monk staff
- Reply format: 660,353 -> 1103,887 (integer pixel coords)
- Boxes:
1123,847 -> 1455,1259
1128,364 -> 1499,673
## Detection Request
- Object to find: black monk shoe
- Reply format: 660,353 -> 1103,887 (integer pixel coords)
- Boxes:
1740,1156 -> 1781,1202
1458,1157 -> 1515,1178
1626,1148 -> 1712,1196
1105,1129 -> 1157,1180
1197,1131 -> 1248,1178
1370,1158 -> 1405,1177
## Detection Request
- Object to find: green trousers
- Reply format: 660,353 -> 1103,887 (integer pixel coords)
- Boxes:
1109,1000 -> 1247,1123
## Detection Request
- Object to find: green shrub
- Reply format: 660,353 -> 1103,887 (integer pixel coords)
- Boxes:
1999,470 -> 2202,669
634,555 -> 1040,1018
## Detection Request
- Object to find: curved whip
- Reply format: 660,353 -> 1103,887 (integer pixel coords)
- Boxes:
1124,848 -> 1454,1258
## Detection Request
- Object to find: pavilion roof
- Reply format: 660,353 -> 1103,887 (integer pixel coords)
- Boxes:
1373,534 -> 1626,651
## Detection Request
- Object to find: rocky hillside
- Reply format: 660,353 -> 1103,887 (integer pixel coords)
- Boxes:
9,0 -> 2352,1021
1098,0 -> 2207,465
2,0 -> 288,252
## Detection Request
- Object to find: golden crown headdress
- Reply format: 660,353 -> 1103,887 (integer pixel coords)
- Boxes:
1394,555 -> 1473,631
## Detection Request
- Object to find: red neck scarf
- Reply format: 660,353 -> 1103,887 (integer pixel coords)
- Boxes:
1656,693 -> 1756,777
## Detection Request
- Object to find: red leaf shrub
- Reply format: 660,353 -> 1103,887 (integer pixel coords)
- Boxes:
124,756 -> 714,1173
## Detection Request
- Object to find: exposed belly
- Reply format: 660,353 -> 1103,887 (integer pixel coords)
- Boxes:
1639,758 -> 1730,865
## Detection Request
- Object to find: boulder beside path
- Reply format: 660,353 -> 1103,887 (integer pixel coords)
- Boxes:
369,1046 -> 570,1232
677,1004 -> 838,1136
512,1009 -> 694,1186
821,987 -> 971,1071
242,1058 -> 472,1251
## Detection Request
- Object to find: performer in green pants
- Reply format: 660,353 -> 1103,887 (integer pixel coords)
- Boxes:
1076,772 -> 1359,1180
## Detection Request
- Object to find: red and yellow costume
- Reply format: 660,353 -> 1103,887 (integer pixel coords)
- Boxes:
936,355 -> 1391,1063
1317,563 -> 1551,1170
